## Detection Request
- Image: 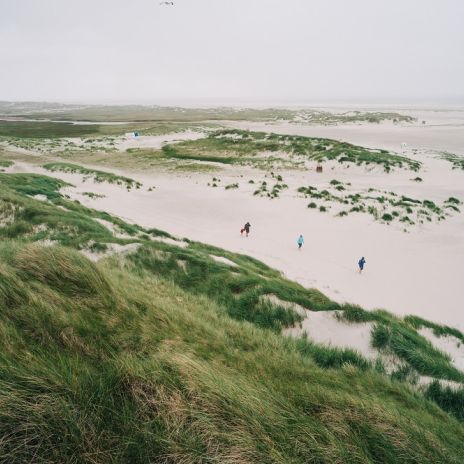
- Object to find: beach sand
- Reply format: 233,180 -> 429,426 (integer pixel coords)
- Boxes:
7,107 -> 464,330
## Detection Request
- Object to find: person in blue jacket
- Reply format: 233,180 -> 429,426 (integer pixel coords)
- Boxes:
297,234 -> 304,250
358,256 -> 366,273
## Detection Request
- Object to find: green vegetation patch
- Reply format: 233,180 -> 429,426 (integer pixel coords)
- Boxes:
0,119 -> 207,140
298,181 -> 461,226
172,161 -> 220,173
162,129 -> 421,172
253,180 -> 289,199
0,120 -> 102,138
342,307 -> 464,383
0,159 -> 13,168
0,240 -> 463,462
404,315 -> 464,344
43,162 -> 142,190
0,173 -> 69,201
82,191 -> 106,199
129,240 -> 335,333
0,173 -> 141,249
425,381 -> 464,422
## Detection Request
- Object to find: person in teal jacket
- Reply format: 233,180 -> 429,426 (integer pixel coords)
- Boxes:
297,234 -> 304,250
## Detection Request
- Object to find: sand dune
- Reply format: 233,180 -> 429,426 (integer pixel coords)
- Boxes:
7,108 -> 463,330
11,150 -> 463,330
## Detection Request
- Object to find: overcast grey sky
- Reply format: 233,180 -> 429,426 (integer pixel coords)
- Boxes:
1,0 -> 463,104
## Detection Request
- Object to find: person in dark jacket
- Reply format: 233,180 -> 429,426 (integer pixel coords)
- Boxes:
358,257 -> 366,273
241,222 -> 251,237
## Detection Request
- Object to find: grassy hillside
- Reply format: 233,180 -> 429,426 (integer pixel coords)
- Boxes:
0,171 -> 464,462
0,243 -> 463,463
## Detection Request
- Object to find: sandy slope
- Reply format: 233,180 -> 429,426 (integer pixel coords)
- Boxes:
11,151 -> 464,330
7,107 -> 464,330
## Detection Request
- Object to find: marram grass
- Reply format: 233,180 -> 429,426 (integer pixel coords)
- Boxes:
0,242 -> 463,463
0,172 -> 464,462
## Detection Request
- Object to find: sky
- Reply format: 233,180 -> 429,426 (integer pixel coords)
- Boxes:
1,0 -> 463,105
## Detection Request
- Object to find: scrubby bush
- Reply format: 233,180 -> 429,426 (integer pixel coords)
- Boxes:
382,213 -> 393,222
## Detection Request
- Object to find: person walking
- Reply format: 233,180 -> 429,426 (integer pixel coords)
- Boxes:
241,222 -> 251,237
297,234 -> 304,250
358,256 -> 366,273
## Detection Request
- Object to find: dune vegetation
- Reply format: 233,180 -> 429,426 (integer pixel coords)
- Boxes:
162,129 -> 421,172
297,181 -> 461,225
0,159 -> 13,168
0,242 -> 463,463
0,101 -> 414,125
440,151 -> 464,170
0,120 -> 108,138
0,119 -> 209,140
0,171 -> 464,462
42,162 -> 142,190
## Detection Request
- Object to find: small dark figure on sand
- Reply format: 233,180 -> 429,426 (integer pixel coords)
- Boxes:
241,222 -> 251,237
358,257 -> 366,273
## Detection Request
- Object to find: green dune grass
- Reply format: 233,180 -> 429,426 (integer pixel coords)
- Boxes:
0,171 -> 463,462
162,129 -> 421,172
0,159 -> 13,168
0,242 -> 463,463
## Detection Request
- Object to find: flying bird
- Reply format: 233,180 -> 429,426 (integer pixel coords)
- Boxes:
160,1 -> 174,5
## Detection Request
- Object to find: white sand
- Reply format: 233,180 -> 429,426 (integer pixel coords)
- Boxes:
81,242 -> 141,262
210,255 -> 237,267
261,294 -> 306,317
285,310 -> 378,360
6,108 -> 464,330
419,328 -> 464,372
150,236 -> 189,248
65,166 -> 463,330
94,218 -> 133,239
